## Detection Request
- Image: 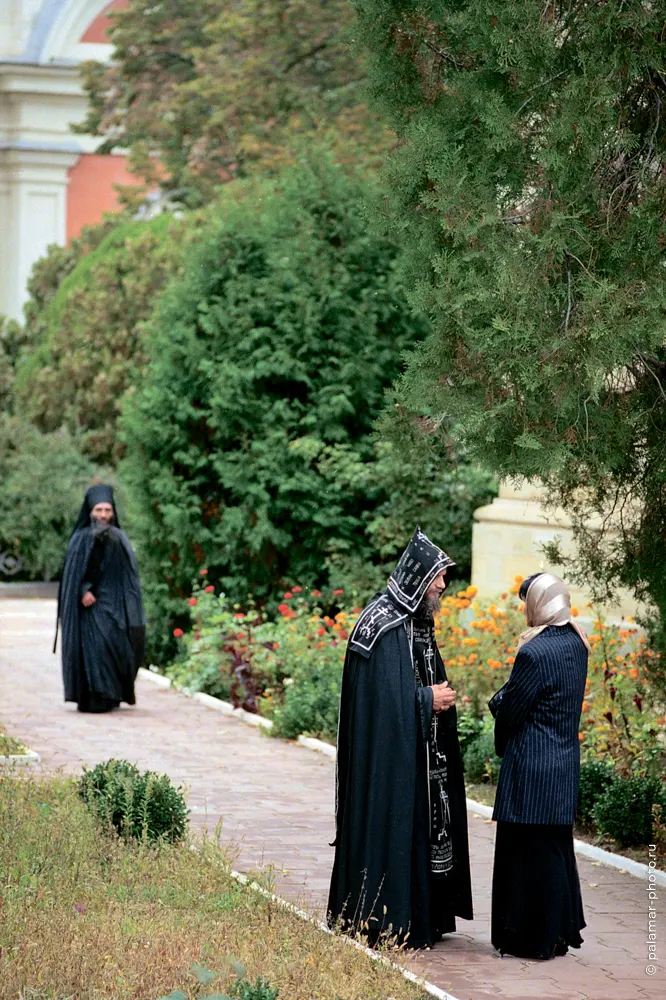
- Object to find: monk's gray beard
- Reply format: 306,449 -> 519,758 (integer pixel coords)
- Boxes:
91,515 -> 115,534
417,590 -> 442,617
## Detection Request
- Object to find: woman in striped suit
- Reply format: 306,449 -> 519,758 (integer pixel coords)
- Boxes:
488,573 -> 589,960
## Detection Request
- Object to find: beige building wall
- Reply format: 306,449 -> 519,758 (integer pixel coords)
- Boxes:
472,481 -> 642,624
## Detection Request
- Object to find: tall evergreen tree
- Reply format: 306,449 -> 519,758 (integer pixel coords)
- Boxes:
355,0 -> 666,656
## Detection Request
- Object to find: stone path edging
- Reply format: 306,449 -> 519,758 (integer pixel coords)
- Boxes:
139,668 -> 666,886
0,748 -> 40,767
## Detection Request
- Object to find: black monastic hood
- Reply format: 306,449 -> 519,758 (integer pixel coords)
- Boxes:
387,526 -> 456,614
70,484 -> 121,536
349,527 -> 456,657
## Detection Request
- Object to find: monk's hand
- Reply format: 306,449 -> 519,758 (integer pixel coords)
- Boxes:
431,682 -> 456,712
81,592 -> 97,608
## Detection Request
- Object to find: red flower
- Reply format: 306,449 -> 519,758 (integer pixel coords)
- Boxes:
283,592 -> 293,599
199,568 -> 208,576
277,603 -> 290,615
188,597 -> 197,606
333,589 -> 344,596
234,613 -> 244,620
205,585 -> 215,593
311,589 -> 322,598
292,585 -> 303,593
352,607 -> 361,613
173,628 -> 184,638
317,627 -> 326,636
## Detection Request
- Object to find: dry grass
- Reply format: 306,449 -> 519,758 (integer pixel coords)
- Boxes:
0,773 -> 426,1000
0,723 -> 27,757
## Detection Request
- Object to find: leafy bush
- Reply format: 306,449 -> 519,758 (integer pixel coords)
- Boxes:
0,416 -> 99,580
456,709 -> 483,757
592,775 -> 666,848
577,758 -> 616,827
462,719 -> 501,785
16,214 -> 200,465
120,156 -> 436,663
78,759 -> 189,844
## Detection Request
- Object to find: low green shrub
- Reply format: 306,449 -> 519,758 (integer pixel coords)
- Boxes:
456,709 -> 483,756
577,757 -> 616,826
592,774 -> 666,847
78,759 -> 188,844
462,720 -> 501,785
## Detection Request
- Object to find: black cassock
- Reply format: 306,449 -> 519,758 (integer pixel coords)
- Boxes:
328,528 -> 473,948
58,516 -> 145,713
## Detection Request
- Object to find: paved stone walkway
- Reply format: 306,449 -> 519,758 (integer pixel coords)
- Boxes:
1,599 -> 662,1000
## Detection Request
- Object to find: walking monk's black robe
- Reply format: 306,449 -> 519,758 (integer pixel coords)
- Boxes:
56,485 -> 145,713
327,528 -> 473,948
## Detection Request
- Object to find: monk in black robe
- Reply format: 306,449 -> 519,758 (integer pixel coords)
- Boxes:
55,484 -> 145,713
328,527 -> 473,948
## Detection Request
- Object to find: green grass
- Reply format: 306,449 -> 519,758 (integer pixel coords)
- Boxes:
0,773 -> 426,1000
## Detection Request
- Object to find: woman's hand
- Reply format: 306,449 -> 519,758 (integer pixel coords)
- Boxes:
81,592 -> 97,608
431,681 -> 456,712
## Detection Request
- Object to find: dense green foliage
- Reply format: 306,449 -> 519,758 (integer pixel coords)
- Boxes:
576,758 -> 616,827
16,214 -> 198,465
78,759 -> 189,844
77,0 -> 388,206
592,774 -> 666,847
0,417 -> 98,580
355,0 -> 666,660
120,159 -> 492,661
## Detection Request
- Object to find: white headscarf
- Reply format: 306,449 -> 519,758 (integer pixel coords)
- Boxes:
517,573 -> 591,652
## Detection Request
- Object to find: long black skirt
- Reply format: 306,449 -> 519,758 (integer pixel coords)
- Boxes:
491,822 -> 585,960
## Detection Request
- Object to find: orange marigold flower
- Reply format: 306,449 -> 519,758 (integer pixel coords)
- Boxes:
501,592 -> 508,600
173,628 -> 184,638
578,732 -> 585,742
626,616 -> 635,623
582,700 -> 590,712
466,586 -> 479,598
188,597 -> 197,606
514,575 -> 524,584
571,607 -> 579,617
629,667 -> 639,680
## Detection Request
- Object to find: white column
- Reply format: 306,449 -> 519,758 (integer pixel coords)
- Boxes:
471,481 -> 641,621
0,146 -> 78,319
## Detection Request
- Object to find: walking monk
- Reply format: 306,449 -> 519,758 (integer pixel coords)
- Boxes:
56,484 -> 145,713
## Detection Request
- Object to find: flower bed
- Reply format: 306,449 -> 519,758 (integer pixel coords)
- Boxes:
169,575 -> 666,850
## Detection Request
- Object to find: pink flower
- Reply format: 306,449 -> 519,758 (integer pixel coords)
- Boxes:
283,592 -> 293,600
292,586 -> 303,593
311,589 -> 322,598
74,903 -> 86,914
205,585 -> 215,593
333,589 -> 344,596
199,568 -> 209,576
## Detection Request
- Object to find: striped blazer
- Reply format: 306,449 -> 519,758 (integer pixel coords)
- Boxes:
488,624 -> 588,825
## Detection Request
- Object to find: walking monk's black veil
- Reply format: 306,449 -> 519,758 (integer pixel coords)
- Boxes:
328,527 -> 473,948
56,484 -> 145,713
